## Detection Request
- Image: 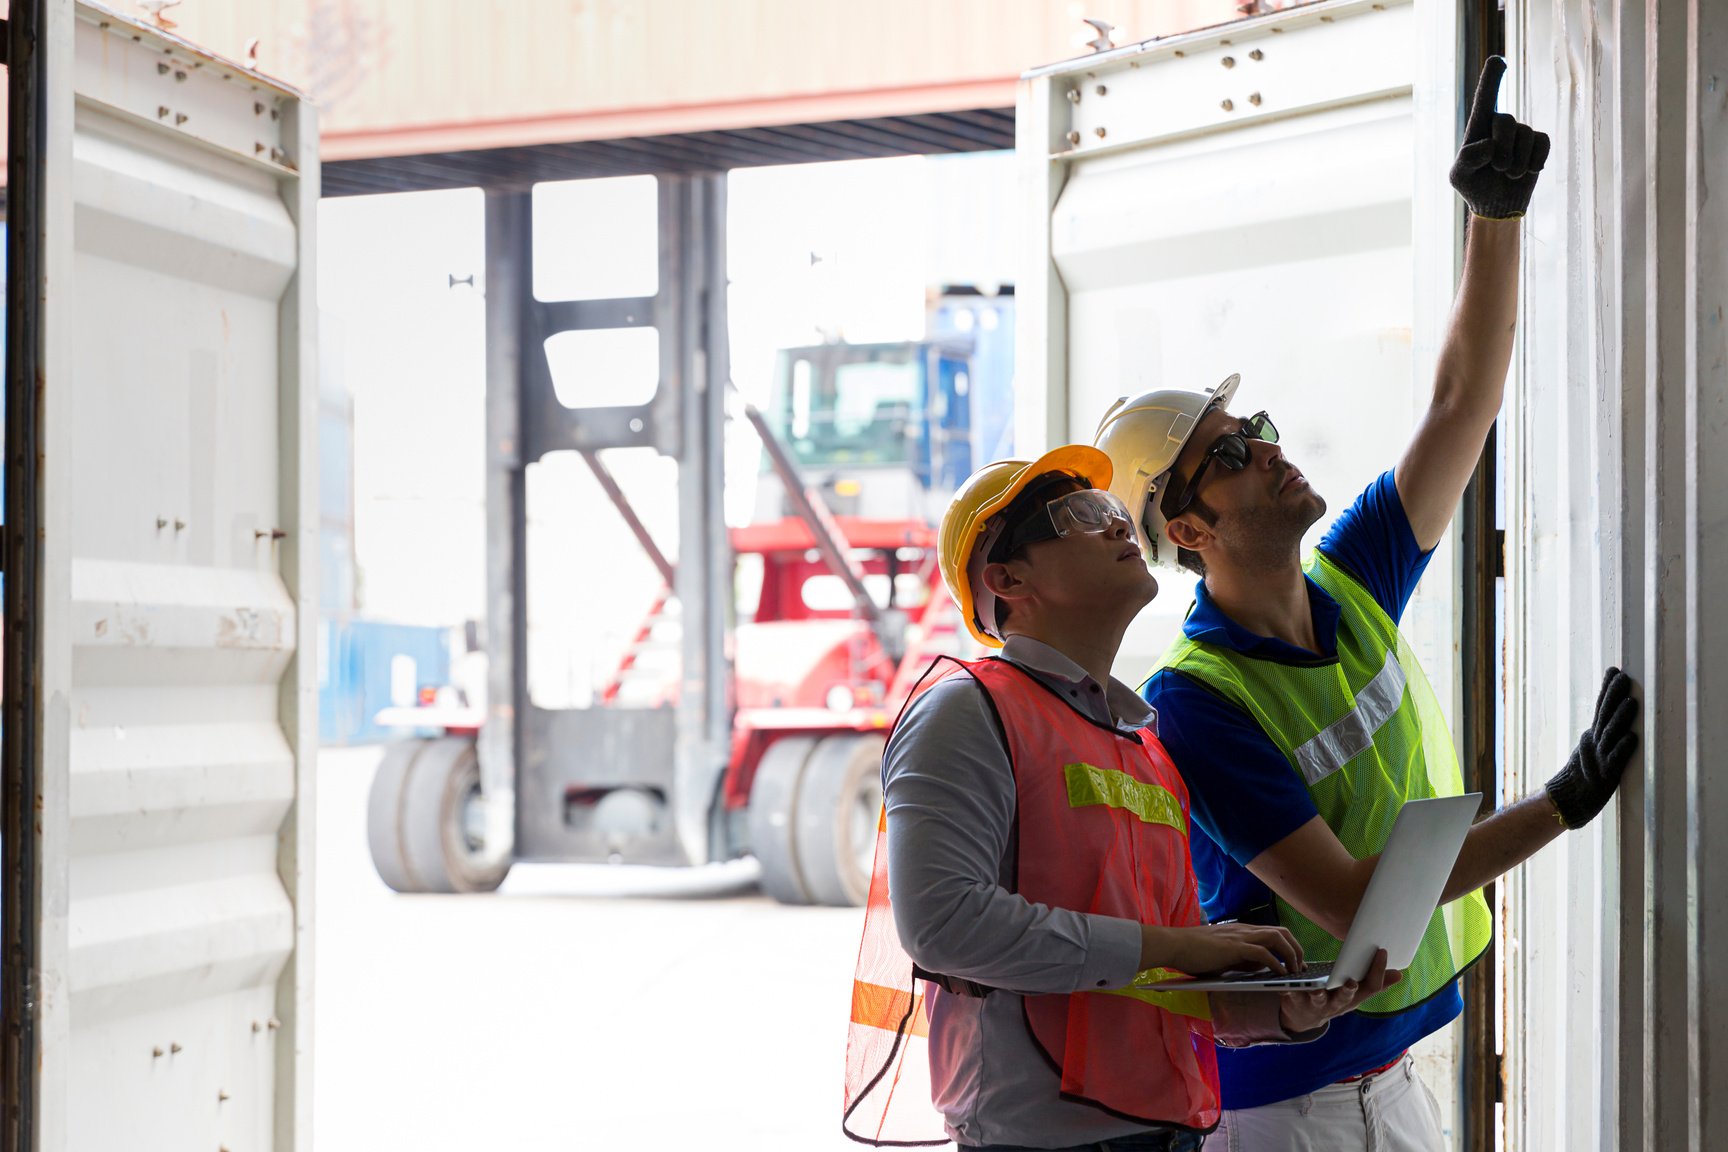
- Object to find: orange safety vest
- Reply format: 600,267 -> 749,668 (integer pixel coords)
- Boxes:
843,656 -> 1220,1146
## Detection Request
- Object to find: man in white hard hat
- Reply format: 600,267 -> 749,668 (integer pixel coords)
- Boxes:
1091,58 -> 1639,1151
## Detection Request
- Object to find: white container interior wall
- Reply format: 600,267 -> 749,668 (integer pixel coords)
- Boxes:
1050,96 -> 1451,689
43,6 -> 317,1151
1502,0 -> 1728,1146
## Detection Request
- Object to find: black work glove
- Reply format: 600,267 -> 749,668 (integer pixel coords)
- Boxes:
1449,57 -> 1551,220
1545,667 -> 1640,829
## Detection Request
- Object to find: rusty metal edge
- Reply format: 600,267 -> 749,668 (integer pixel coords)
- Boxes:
3,3 -> 47,1150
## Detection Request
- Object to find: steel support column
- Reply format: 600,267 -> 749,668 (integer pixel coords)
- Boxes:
485,175 -> 731,868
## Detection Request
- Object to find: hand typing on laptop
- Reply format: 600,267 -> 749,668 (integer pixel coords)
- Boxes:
1137,920 -> 1308,977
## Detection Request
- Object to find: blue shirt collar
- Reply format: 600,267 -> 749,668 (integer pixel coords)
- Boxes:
1180,572 -> 1342,662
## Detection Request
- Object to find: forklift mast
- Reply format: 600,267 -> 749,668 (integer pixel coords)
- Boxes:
480,178 -> 732,870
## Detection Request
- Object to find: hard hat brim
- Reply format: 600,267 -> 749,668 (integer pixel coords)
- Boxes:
1091,373 -> 1242,572
1151,372 -> 1240,515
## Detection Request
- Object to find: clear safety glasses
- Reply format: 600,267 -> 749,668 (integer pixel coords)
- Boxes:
995,488 -> 1135,559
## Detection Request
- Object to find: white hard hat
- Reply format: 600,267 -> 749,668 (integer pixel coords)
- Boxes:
1092,374 -> 1239,569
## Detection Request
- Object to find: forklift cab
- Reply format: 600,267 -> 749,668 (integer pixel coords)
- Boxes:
753,339 -> 977,524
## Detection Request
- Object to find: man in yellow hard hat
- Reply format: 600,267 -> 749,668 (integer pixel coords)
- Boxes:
1090,57 -> 1638,1152
843,445 -> 1399,1151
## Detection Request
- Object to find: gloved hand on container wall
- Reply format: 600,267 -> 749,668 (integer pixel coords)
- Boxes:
1546,666 -> 1641,829
1449,55 -> 1552,220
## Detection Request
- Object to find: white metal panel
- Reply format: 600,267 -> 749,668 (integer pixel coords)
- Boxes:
30,4 -> 316,1149
1505,0 -> 1728,1147
1015,0 -> 1452,698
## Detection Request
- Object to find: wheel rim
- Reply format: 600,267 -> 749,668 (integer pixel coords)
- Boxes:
848,778 -> 879,884
459,779 -> 489,857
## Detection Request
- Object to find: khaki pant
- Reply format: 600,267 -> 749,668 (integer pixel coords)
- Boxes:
1205,1054 -> 1445,1152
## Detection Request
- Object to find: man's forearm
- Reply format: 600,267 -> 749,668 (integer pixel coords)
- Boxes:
1397,215 -> 1525,548
1440,790 -> 1564,904
1431,216 -> 1521,424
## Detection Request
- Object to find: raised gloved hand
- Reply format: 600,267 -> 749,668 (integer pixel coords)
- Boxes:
1546,667 -> 1640,829
1449,57 -> 1551,220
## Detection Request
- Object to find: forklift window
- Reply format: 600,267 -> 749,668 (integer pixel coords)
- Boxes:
790,359 -> 813,440
767,349 -> 922,470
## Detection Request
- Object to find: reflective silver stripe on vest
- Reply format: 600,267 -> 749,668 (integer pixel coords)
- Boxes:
1292,649 -> 1408,786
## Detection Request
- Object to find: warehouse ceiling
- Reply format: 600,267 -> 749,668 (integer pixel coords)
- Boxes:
320,107 -> 1016,196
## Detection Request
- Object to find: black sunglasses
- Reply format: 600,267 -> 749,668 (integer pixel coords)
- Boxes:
1162,411 -> 1279,521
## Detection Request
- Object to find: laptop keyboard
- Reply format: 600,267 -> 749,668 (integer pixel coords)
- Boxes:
1220,960 -> 1334,984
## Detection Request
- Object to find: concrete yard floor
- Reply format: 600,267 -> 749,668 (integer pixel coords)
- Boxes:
312,746 -> 1458,1150
313,745 -> 873,1151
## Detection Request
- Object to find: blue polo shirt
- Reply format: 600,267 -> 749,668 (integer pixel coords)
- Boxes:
1142,469 -> 1461,1110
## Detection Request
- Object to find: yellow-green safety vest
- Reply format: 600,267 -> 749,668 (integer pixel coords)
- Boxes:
1151,550 -> 1491,1015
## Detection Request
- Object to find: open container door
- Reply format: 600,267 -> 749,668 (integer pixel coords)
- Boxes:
5,3 -> 318,1148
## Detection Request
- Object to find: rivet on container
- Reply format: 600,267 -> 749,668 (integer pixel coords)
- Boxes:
1094,127 -> 1107,139
1249,49 -> 1264,61
1249,93 -> 1263,106
1221,99 -> 1235,112
1066,130 -> 1082,146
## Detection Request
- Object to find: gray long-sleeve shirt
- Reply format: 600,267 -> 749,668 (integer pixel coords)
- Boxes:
883,635 -> 1310,1147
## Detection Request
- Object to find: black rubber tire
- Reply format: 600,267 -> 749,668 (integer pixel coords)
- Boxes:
367,736 -> 511,894
749,736 -> 817,905
794,733 -> 886,907
366,740 -> 420,893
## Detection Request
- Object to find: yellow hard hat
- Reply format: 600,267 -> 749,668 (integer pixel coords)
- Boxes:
1093,374 -> 1239,569
938,444 -> 1113,647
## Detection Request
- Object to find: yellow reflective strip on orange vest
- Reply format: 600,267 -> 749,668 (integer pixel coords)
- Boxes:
1099,967 -> 1212,1021
1063,763 -> 1187,836
851,979 -> 930,1039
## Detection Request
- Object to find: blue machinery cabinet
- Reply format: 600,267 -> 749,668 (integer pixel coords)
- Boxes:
318,617 -> 452,745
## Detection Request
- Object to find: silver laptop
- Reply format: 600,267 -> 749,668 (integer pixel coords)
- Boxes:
1139,793 -> 1481,993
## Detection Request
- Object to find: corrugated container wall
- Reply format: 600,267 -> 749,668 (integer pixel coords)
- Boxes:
25,3 -> 318,1149
1503,0 -> 1726,1147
